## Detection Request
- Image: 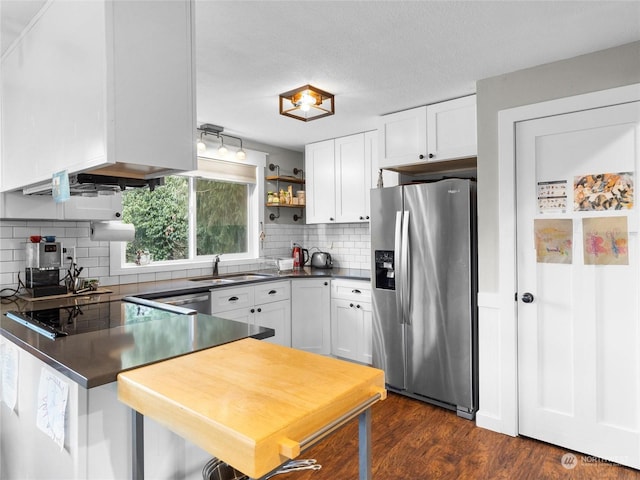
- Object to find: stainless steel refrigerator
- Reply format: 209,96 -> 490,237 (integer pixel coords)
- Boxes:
370,178 -> 477,419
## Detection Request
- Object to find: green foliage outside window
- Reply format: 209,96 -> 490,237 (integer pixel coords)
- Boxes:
196,178 -> 247,255
122,176 -> 189,263
121,176 -> 249,264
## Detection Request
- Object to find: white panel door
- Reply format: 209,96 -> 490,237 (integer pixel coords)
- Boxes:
516,101 -> 640,469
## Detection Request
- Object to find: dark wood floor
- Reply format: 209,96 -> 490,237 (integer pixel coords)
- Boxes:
286,393 -> 640,480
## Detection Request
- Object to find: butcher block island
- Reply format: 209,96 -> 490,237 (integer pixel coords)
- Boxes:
118,338 -> 386,480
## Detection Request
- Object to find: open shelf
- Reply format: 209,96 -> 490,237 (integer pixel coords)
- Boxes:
266,175 -> 305,185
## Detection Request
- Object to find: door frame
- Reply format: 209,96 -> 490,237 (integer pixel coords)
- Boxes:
495,83 -> 640,436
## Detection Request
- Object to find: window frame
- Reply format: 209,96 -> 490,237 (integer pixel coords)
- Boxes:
109,149 -> 265,276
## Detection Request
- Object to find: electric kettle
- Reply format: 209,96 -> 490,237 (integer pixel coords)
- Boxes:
292,244 -> 309,269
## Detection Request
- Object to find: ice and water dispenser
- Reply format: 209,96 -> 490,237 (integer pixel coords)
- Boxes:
374,250 -> 395,290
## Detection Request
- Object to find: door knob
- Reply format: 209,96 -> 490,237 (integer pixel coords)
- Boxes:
521,292 -> 534,303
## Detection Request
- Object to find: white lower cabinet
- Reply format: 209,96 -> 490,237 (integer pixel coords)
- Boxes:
330,279 -> 372,364
210,281 -> 291,347
291,279 -> 331,354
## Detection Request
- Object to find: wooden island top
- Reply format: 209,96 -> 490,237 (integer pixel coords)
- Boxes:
118,338 -> 386,479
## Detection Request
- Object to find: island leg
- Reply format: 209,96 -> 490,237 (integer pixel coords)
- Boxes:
132,409 -> 145,480
358,408 -> 372,480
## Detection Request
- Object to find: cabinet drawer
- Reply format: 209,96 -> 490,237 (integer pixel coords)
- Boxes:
210,286 -> 254,313
331,279 -> 371,301
254,281 -> 290,305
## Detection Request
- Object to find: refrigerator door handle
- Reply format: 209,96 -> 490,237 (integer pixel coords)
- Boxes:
401,211 -> 411,325
394,211 -> 404,324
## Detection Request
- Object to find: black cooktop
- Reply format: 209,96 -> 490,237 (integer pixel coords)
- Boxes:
5,300 -> 186,340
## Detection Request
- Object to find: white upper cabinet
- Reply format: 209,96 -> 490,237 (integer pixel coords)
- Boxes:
305,139 -> 336,224
305,132 -> 375,224
378,95 -> 477,169
378,106 -> 428,169
426,95 -> 477,162
1,0 -> 196,193
335,133 -> 369,223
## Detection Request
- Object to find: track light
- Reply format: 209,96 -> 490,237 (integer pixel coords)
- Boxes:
217,137 -> 228,156
236,138 -> 246,160
197,132 -> 207,153
196,124 -> 246,160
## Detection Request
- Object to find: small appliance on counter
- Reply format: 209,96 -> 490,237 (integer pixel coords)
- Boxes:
310,251 -> 333,269
25,241 -> 67,297
292,244 -> 309,269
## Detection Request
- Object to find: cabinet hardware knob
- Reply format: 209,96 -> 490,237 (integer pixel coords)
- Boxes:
268,290 -> 277,295
324,282 -> 328,286
250,308 -> 255,313
366,216 -> 370,220
329,217 -> 334,221
359,216 -> 364,220
257,308 -> 262,313
356,304 -> 361,309
428,153 -> 435,159
521,292 -> 535,304
115,212 -> 121,218
229,296 -> 239,302
350,303 -> 354,308
419,154 -> 425,159
352,289 -> 361,294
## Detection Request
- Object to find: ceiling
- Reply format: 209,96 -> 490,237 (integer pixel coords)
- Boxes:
2,1 -> 640,152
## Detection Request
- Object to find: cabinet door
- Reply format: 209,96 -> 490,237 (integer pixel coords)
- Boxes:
335,134 -> 368,223
210,286 -> 254,314
368,130 -> 399,189
426,95 -> 477,161
305,139 -> 336,224
255,300 -> 291,347
361,301 -> 373,364
331,298 -> 362,362
291,279 -> 331,354
377,106 -> 427,169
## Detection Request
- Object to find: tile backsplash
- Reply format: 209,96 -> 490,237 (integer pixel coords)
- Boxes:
0,220 -> 370,292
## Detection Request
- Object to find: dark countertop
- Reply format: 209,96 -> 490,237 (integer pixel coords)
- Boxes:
0,267 -> 369,389
1,302 -> 273,388
0,267 -> 371,314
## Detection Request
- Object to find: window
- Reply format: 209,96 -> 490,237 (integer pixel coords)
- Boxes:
109,152 -> 265,275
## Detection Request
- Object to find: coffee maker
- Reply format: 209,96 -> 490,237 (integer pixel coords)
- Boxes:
25,242 -> 67,297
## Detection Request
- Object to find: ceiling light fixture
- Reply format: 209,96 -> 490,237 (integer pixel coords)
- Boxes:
196,124 -> 247,160
279,84 -> 334,122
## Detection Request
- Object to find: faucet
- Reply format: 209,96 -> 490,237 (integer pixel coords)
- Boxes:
213,254 -> 220,277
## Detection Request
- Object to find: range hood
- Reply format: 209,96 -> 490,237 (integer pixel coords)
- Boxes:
22,173 -> 165,196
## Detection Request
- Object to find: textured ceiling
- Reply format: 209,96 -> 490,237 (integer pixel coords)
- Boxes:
3,1 -> 640,152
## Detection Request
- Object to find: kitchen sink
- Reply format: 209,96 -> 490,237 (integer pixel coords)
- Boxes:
224,273 -> 274,281
189,273 -> 274,284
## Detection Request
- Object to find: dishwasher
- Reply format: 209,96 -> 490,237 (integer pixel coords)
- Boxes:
149,292 -> 211,314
